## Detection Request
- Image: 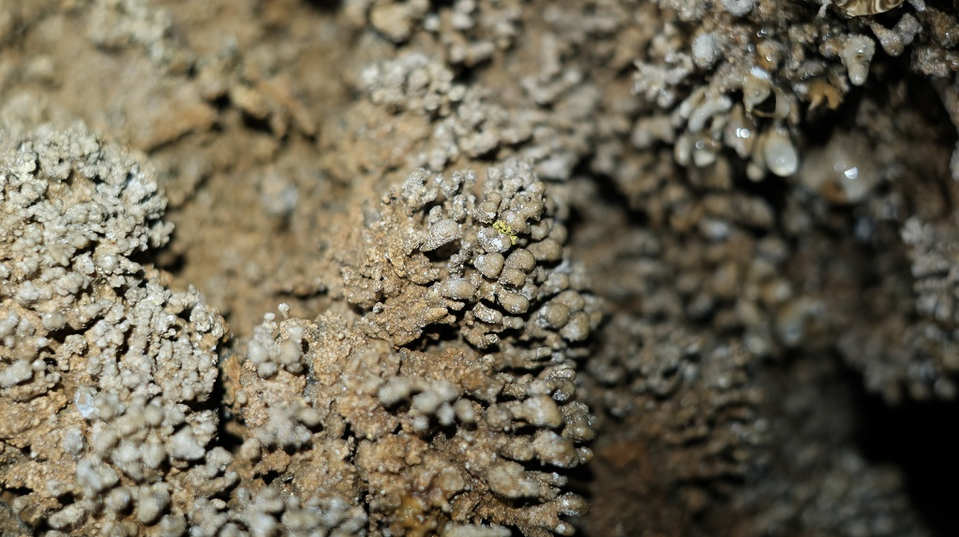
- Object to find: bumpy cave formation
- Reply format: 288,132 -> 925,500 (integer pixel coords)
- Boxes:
2,1 -> 959,535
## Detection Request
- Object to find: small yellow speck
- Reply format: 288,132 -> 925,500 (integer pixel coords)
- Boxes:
493,220 -> 518,245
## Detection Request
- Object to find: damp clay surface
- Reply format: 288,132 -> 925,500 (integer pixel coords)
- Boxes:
2,0 -> 959,536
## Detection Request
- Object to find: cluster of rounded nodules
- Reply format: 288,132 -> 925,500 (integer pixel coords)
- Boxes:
0,127 -> 236,535
359,53 -> 521,174
839,217 -> 959,402
281,162 -> 597,534
349,0 -> 522,64
344,162 -> 602,369
633,0 -> 923,194
359,51 -> 594,182
1,129 -> 597,535
588,314 -> 766,477
234,305 -> 594,536
817,215 -> 959,404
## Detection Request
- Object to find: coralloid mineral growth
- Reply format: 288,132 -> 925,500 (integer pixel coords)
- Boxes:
1,0 -> 958,535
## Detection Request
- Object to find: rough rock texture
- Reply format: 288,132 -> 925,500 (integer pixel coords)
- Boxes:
3,0 -> 959,536
223,163 -> 598,536
0,126 -> 229,534
629,0 -> 955,182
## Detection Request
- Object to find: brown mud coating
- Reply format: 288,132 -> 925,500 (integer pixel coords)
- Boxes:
1,0 -> 958,536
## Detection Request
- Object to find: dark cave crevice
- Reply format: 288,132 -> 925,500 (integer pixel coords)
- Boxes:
848,368 -> 959,536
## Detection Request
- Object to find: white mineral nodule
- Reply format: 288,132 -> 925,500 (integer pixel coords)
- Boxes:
763,130 -> 800,177
842,35 -> 876,86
